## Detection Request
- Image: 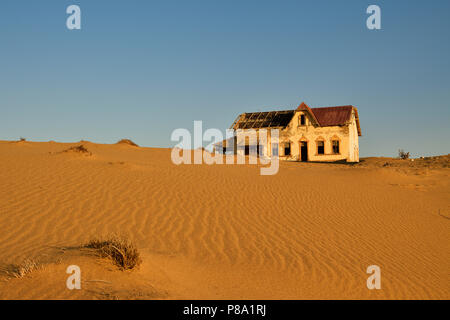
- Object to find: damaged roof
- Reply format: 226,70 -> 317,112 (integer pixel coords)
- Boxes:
230,102 -> 361,136
230,110 -> 296,130
310,106 -> 353,126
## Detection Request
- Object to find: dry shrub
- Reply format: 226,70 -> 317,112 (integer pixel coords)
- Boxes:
9,259 -> 40,278
63,145 -> 91,155
116,139 -> 139,147
398,149 -> 410,160
85,235 -> 142,270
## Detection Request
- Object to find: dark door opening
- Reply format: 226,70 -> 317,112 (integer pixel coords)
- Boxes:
300,142 -> 308,162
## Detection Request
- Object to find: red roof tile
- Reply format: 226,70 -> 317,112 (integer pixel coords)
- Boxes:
310,106 -> 353,126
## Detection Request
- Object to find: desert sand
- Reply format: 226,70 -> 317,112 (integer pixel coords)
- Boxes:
0,140 -> 448,299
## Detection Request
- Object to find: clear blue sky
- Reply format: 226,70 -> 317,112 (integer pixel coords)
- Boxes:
1,0 -> 449,157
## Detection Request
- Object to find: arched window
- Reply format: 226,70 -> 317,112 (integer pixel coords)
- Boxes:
332,140 -> 340,154
317,140 -> 324,155
283,142 -> 291,156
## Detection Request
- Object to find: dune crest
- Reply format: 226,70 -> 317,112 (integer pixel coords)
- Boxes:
116,139 -> 139,147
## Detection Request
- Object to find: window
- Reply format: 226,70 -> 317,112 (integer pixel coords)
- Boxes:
284,142 -> 291,156
257,144 -> 264,157
332,140 -> 340,154
272,143 -> 279,156
317,141 -> 324,155
300,114 -> 306,125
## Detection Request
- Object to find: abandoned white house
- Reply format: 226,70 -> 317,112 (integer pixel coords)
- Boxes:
215,102 -> 361,162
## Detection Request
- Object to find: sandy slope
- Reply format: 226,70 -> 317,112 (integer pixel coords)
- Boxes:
0,140 -> 448,299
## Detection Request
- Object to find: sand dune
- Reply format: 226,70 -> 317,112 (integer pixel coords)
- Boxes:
0,140 -> 448,299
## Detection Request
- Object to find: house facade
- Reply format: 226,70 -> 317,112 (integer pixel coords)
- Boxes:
216,102 -> 361,162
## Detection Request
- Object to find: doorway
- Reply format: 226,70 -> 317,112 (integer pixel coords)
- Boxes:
300,141 -> 308,162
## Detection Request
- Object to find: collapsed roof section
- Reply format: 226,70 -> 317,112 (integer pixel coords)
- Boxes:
230,110 -> 296,130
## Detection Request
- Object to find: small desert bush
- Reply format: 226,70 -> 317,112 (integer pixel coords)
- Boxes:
68,145 -> 90,153
19,137 -> 26,142
61,145 -> 91,155
398,149 -> 410,160
85,235 -> 142,270
9,259 -> 40,278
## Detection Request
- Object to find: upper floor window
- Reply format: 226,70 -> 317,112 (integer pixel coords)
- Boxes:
300,114 -> 306,126
317,141 -> 324,155
332,140 -> 340,154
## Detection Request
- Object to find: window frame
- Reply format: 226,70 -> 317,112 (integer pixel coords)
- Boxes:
284,142 -> 291,156
332,140 -> 340,154
316,140 -> 325,155
299,114 -> 306,126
